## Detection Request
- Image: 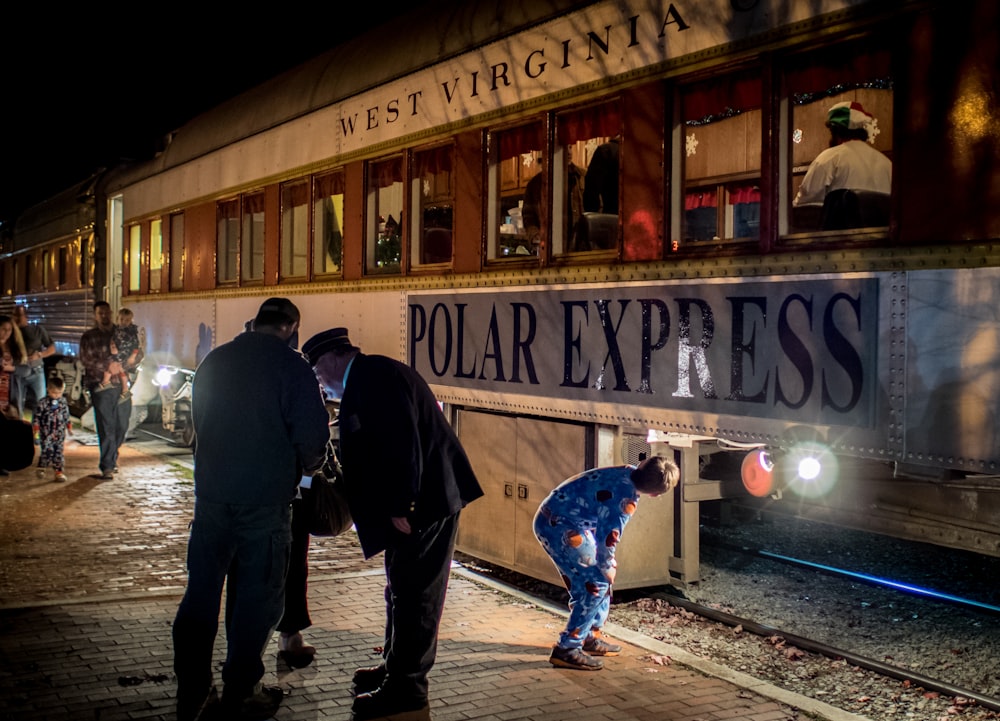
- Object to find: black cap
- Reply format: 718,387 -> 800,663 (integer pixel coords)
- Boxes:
254,297 -> 300,328
302,327 -> 355,366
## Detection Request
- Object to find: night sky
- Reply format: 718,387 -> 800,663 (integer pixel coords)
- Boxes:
0,7 -> 416,230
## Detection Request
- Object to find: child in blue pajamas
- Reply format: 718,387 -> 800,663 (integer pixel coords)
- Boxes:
534,455 -> 679,670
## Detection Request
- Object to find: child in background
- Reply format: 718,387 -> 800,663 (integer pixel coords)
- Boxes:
100,308 -> 143,402
34,375 -> 73,482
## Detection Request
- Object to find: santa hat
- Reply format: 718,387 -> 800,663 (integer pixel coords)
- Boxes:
826,101 -> 874,131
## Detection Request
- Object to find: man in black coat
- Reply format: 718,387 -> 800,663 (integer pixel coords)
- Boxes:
302,327 -> 483,721
173,298 -> 329,721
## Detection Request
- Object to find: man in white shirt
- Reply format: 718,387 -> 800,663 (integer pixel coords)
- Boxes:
793,101 -> 892,209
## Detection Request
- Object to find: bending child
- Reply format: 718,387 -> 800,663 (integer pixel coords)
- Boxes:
534,455 -> 680,670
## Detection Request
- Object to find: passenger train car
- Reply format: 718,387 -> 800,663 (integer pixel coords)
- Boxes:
3,0 -> 998,586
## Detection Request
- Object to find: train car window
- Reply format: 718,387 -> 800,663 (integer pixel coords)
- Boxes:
241,192 -> 266,283
280,180 -> 309,281
785,40 -> 892,237
366,156 -> 404,274
411,145 -> 454,267
169,212 -> 184,291
82,234 -> 92,287
679,71 -> 761,248
313,171 -> 344,276
150,219 -> 162,293
58,247 -> 69,288
553,100 -> 622,255
42,250 -> 51,290
217,199 -> 239,284
487,121 -> 545,261
128,224 -> 142,294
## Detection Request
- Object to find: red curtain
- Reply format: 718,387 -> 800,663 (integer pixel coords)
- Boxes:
557,101 -> 622,145
499,122 -> 544,158
685,191 -> 718,210
683,71 -> 761,122
243,192 -> 265,214
315,171 -> 344,197
786,42 -> 891,96
728,184 -> 760,205
414,145 -> 453,177
282,181 -> 309,207
373,157 -> 403,188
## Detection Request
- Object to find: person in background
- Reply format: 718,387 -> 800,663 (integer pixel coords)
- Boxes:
302,327 -> 484,721
792,101 -> 892,208
0,315 -> 29,476
34,375 -> 72,483
12,305 -> 55,420
172,298 -> 329,721
79,301 -> 130,479
100,307 -> 143,402
534,456 -> 680,671
275,400 -> 339,669
583,135 -> 620,215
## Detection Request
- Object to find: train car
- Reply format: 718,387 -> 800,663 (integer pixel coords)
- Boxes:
7,0 -> 999,586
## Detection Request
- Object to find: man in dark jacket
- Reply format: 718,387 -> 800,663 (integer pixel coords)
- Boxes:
79,301 -> 130,479
173,298 -> 329,721
302,327 -> 484,721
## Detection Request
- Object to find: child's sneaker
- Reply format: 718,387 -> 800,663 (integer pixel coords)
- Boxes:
54,472 -> 67,483
549,645 -> 603,670
583,635 -> 622,656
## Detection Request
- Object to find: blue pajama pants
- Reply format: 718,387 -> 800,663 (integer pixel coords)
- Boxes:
533,514 -> 612,649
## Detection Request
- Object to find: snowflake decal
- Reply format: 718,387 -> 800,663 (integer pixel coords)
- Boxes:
521,153 -> 535,168
867,118 -> 881,144
792,128 -> 803,144
686,133 -> 699,157
423,178 -> 431,196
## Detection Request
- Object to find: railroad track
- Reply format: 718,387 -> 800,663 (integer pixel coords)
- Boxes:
456,512 -> 1000,720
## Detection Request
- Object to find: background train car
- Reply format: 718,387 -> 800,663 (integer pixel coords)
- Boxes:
6,0 -> 999,586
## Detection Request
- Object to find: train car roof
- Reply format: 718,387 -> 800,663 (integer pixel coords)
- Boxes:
106,0 -> 599,192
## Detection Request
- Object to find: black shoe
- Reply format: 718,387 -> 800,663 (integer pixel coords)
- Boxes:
351,664 -> 386,695
176,684 -> 217,721
220,683 -> 284,720
351,686 -> 428,720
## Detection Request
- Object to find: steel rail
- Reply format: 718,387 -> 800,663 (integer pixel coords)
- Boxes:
650,590 -> 1000,713
707,538 -> 1000,617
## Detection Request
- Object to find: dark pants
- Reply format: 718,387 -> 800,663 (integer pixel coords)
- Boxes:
14,363 -> 45,417
173,500 -> 292,701
381,512 -> 459,700
90,385 -> 131,474
277,496 -> 311,634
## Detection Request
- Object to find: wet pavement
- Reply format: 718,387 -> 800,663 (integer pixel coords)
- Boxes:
0,427 -> 870,720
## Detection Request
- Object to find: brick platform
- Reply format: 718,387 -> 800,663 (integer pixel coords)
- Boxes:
0,433 -> 870,720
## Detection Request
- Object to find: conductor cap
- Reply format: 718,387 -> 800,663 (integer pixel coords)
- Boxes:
302,327 -> 355,366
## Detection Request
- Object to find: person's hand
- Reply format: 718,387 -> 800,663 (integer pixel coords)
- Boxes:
391,516 -> 412,534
